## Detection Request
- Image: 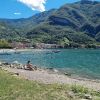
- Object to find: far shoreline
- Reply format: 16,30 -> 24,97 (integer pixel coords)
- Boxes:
0,47 -> 100,51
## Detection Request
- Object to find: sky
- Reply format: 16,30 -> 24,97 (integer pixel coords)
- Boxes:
0,0 -> 100,19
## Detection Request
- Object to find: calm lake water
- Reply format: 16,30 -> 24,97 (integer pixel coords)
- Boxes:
0,49 -> 100,79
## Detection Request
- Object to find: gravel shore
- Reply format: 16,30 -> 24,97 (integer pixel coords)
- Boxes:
2,67 -> 100,91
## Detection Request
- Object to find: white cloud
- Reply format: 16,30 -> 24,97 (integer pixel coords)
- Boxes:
14,12 -> 21,15
17,0 -> 47,12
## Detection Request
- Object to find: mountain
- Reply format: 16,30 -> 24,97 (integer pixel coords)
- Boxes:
0,0 -> 100,47
0,9 -> 56,39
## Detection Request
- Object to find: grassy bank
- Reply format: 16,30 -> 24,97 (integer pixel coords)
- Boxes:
0,69 -> 100,100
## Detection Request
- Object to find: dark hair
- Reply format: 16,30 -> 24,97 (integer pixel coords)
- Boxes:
27,60 -> 30,64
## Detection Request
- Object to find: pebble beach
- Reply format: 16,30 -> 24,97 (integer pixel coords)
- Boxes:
0,61 -> 100,91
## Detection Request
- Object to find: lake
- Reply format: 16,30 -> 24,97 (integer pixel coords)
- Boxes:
0,49 -> 100,80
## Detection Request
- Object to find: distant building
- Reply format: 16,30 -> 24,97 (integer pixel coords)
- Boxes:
35,43 -> 60,49
10,42 -> 33,49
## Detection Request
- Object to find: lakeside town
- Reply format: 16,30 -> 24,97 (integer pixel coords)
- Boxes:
1,39 -> 100,49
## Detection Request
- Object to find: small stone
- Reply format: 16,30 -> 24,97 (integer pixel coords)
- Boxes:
0,62 -> 2,65
64,72 -> 71,76
84,94 -> 92,100
13,61 -> 19,64
2,62 -> 9,65
13,74 -> 18,77
53,69 -> 58,73
67,91 -> 75,99
14,73 -> 19,76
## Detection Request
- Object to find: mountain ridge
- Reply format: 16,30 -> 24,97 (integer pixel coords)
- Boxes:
0,0 -> 100,47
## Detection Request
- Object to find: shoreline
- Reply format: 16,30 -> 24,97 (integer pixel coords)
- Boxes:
0,62 -> 100,91
45,67 -> 100,82
0,60 -> 100,83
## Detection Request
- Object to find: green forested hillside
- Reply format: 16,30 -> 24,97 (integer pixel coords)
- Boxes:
0,0 -> 100,47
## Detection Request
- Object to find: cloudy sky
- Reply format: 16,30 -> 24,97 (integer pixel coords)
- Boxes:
0,0 -> 100,19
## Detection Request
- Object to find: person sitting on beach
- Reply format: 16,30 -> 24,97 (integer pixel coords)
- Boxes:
26,61 -> 34,71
